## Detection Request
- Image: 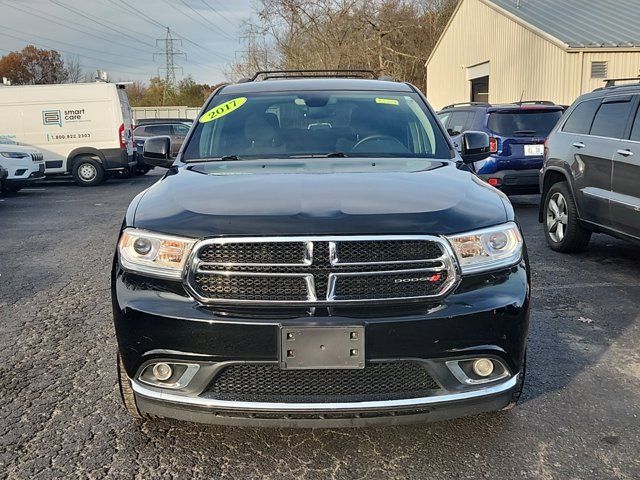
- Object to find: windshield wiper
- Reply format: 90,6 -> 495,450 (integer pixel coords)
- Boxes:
289,152 -> 349,158
185,155 -> 244,163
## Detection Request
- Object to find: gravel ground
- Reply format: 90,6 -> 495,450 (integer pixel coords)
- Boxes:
1,172 -> 639,479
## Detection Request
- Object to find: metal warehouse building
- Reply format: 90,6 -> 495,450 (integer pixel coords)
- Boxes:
426,0 -> 640,110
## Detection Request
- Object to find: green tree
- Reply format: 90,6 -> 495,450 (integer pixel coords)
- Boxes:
126,76 -> 220,107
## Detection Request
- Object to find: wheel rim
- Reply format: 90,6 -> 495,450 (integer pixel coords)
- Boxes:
78,163 -> 97,181
546,192 -> 568,242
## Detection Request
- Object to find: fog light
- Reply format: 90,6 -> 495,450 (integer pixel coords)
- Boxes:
472,358 -> 494,377
152,362 -> 173,381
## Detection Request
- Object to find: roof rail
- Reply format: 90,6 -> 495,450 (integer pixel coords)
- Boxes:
603,77 -> 640,88
516,100 -> 555,105
248,69 -> 377,81
441,101 -> 490,110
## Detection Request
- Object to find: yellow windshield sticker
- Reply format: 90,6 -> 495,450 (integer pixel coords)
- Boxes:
200,97 -> 247,123
375,97 -> 399,106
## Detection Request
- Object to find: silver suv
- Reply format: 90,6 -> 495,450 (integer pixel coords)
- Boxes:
540,79 -> 640,252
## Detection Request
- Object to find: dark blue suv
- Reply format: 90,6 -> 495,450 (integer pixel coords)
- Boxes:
438,102 -> 564,194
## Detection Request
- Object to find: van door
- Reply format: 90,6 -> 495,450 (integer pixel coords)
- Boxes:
117,88 -> 134,156
611,96 -> 640,239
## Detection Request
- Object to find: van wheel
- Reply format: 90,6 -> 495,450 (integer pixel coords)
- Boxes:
117,354 -> 146,420
72,157 -> 104,186
543,182 -> 591,252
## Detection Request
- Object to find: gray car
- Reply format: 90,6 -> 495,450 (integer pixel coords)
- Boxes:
133,123 -> 191,173
540,79 -> 640,252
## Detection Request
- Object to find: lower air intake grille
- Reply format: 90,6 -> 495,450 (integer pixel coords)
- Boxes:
204,362 -> 440,403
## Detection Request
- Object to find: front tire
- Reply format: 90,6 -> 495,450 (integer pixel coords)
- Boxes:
72,157 -> 104,186
117,354 -> 146,420
543,182 -> 591,252
1,183 -> 22,194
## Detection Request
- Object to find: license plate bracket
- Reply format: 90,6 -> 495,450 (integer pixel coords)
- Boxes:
524,144 -> 544,156
279,326 -> 365,369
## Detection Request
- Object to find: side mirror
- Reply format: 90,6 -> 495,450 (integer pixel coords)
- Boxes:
142,136 -> 174,168
460,131 -> 490,164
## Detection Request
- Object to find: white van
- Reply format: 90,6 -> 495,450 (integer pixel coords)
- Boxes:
0,82 -> 135,186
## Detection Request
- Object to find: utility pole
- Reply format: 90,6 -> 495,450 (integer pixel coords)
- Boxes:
154,27 -> 186,105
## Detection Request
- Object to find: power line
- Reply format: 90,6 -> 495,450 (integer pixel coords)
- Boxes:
1,0 -> 156,55
199,0 -> 235,25
0,31 -> 150,78
107,0 -> 231,65
48,0 -> 158,49
0,23 -> 145,66
160,0 -> 234,42
178,0 -> 235,41
108,0 -> 166,30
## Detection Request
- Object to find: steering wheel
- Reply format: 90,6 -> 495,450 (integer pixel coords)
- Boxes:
351,135 -> 408,153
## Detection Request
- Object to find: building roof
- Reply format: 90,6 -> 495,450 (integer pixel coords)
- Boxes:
487,0 -> 640,48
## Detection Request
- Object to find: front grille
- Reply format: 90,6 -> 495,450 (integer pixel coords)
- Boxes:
332,270 -> 448,301
199,241 -> 308,265
335,240 -> 442,264
189,236 -> 457,304
204,362 -> 440,403
194,273 -> 309,301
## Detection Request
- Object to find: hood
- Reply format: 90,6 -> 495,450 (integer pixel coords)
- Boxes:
0,143 -> 40,154
132,159 -> 509,238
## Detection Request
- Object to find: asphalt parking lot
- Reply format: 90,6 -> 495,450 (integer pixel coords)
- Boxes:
1,172 -> 639,479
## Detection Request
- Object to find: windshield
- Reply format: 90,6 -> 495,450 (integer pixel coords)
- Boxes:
182,90 -> 450,161
487,110 -> 563,137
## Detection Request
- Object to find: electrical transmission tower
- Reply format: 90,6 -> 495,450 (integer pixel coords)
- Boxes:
154,27 -> 186,104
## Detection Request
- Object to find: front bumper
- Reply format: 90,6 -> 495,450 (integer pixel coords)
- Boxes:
133,374 -> 517,427
101,147 -> 135,171
112,260 -> 529,427
6,168 -> 46,185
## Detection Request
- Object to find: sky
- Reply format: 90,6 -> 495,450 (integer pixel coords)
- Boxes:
0,0 -> 254,84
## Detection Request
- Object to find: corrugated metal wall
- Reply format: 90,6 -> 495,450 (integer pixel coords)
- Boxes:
132,106 -> 201,122
426,0 -> 640,110
580,51 -> 640,92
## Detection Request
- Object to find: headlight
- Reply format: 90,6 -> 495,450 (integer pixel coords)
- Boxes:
1,152 -> 29,158
118,228 -> 196,279
446,222 -> 523,274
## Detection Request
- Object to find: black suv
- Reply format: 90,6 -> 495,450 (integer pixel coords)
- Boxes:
438,102 -> 564,195
112,71 -> 530,427
540,79 -> 640,252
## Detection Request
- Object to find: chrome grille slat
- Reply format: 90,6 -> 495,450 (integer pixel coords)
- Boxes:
186,236 -> 459,304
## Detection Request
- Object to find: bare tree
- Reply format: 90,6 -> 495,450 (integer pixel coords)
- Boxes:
65,55 -> 84,83
229,0 -> 458,91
